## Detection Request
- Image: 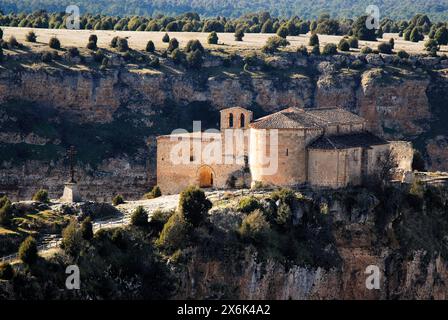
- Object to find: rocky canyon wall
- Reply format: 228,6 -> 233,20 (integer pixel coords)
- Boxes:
0,53 -> 445,200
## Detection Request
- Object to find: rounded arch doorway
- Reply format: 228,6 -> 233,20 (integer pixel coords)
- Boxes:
197,165 -> 214,188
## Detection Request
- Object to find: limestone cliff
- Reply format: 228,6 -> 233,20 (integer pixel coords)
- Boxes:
0,52 -> 446,200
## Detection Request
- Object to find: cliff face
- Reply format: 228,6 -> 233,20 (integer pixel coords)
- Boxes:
172,187 -> 448,300
0,54 -> 444,200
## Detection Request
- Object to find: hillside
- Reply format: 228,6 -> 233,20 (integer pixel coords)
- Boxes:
1,0 -> 448,21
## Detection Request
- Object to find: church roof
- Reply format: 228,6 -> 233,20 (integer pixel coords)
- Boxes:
249,107 -> 365,129
308,132 -> 389,150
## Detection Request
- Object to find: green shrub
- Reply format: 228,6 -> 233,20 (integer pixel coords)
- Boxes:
68,47 -> 80,57
145,185 -> 162,199
388,37 -> 395,49
87,40 -> 97,50
410,27 -> 424,42
309,33 -> 319,46
262,36 -> 289,53
238,196 -> 260,213
276,25 -> 289,38
0,262 -> 14,280
149,57 -> 160,67
162,33 -> 170,43
80,217 -> 93,240
26,31 -> 37,42
49,37 -> 60,49
18,236 -> 38,265
156,211 -> 190,252
239,209 -> 271,244
397,50 -> 410,59
208,31 -> 218,44
435,27 -> 448,45
8,36 -> 19,48
167,38 -> 179,52
110,36 -> 119,48
149,209 -> 174,235
360,46 -> 373,54
131,206 -> 149,227
186,49 -> 203,69
234,29 -> 244,41
311,44 -> 320,55
88,34 -> 97,44
0,198 -> 12,226
112,194 -> 124,206
297,45 -> 308,56
179,186 -> 212,227
32,189 -> 49,203
348,37 -> 358,48
378,42 -> 393,54
146,40 -> 155,52
170,48 -> 184,64
61,219 -> 83,257
117,37 -> 129,52
41,51 -> 53,63
322,43 -> 337,55
337,39 -> 350,51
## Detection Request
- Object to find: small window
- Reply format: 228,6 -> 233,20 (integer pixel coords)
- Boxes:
286,148 -> 289,156
240,113 -> 245,128
229,113 -> 234,128
190,156 -> 194,162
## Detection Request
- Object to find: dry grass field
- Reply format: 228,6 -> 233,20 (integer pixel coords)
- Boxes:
1,26 -> 447,55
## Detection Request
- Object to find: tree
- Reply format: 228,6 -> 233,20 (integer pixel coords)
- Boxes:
262,36 -> 289,53
178,186 -> 212,227
311,44 -> 320,55
88,34 -> 97,44
117,37 -> 129,51
425,39 -> 439,52
412,150 -> 425,171
435,27 -> 448,45
309,33 -> 319,46
112,194 -> 124,205
410,27 -> 424,42
110,36 -> 118,48
239,209 -> 271,244
131,206 -> 149,227
338,39 -> 350,51
238,196 -> 260,213
378,42 -> 393,54
185,39 -> 204,53
186,49 -> 203,69
360,46 -> 373,54
0,262 -> 14,280
261,19 -> 273,33
170,48 -> 184,64
32,189 -> 49,203
397,50 -> 410,59
352,16 -> 376,41
61,219 -> 83,257
146,40 -> 155,52
234,29 -> 244,41
8,36 -> 19,48
208,31 -> 218,44
26,31 -> 37,42
167,38 -> 179,52
388,37 -> 395,49
162,33 -> 170,43
87,40 -> 97,50
276,25 -> 289,38
0,198 -> 12,226
322,43 -> 337,55
49,37 -> 60,49
80,217 -> 93,240
156,211 -> 189,252
18,236 -> 38,265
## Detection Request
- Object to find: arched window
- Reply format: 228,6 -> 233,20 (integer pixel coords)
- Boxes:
240,113 -> 245,128
229,113 -> 234,128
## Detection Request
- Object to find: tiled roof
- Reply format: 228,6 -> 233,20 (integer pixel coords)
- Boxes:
250,107 -> 365,129
308,132 -> 389,150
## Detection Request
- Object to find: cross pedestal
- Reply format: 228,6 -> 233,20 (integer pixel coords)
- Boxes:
60,182 -> 81,203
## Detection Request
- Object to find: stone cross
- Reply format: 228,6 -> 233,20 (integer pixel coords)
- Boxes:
66,145 -> 77,183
